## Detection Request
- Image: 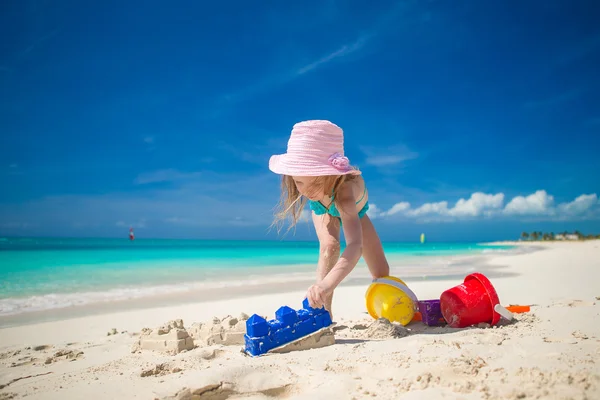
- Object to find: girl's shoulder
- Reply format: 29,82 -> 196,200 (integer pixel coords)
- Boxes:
338,176 -> 366,200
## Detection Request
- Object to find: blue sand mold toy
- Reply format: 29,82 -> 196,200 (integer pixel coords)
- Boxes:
244,298 -> 333,356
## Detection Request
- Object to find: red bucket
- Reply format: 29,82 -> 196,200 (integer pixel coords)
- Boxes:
440,272 -> 501,328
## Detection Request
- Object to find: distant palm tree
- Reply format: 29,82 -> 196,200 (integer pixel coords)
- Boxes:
531,231 -> 539,241
521,232 -> 529,241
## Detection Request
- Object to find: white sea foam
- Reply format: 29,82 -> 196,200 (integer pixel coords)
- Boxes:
0,271 -> 318,316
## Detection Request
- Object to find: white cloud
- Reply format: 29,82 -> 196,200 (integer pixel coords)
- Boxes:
116,219 -> 146,229
382,202 -> 411,217
165,217 -> 193,225
361,145 -> 418,167
366,155 -> 411,167
406,201 -> 449,217
134,169 -> 202,185
143,136 -> 154,144
228,216 -> 257,226
374,190 -> 599,222
558,194 -> 599,216
367,203 -> 383,219
368,201 -> 411,219
366,203 -> 383,219
9,164 -> 17,169
503,190 -> 554,216
385,193 -> 504,219
296,35 -> 369,76
449,193 -> 505,217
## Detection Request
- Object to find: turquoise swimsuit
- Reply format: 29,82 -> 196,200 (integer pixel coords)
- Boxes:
309,187 -> 369,224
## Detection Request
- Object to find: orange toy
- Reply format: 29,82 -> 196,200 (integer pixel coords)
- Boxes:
505,305 -> 531,313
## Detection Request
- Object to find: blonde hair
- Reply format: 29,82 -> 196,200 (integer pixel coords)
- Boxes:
271,173 -> 360,234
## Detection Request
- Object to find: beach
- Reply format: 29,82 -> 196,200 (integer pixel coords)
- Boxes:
0,240 -> 599,399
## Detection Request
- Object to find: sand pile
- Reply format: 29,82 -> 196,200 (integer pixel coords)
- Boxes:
187,313 -> 249,347
365,318 -> 410,339
131,319 -> 195,355
159,365 -> 298,400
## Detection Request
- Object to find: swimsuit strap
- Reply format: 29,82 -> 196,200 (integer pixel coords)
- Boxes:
355,186 -> 367,204
322,185 -> 367,210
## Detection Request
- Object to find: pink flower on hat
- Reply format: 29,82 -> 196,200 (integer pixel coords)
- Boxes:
328,152 -> 350,171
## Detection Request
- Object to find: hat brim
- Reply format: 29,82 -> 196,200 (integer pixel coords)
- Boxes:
269,154 -> 361,176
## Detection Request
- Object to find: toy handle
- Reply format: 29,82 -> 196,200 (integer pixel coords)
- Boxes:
494,304 -> 513,321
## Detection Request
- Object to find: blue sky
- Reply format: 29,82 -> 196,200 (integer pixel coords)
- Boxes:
1,0 -> 599,242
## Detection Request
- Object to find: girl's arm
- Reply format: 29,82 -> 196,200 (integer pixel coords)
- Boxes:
319,184 -> 364,293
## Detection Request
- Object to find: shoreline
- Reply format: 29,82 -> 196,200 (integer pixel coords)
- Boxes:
0,244 -> 537,341
484,239 -> 599,245
0,247 -> 529,328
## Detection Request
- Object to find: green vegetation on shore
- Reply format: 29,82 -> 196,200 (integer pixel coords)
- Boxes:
520,231 -> 600,241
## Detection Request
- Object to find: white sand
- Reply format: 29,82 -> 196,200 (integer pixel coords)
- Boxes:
0,241 -> 599,399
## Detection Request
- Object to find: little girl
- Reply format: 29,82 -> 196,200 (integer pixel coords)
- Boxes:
269,119 -> 390,320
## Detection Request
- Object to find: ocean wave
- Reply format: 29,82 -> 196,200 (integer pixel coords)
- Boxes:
480,245 -> 538,256
481,248 -> 511,254
0,272 -> 321,316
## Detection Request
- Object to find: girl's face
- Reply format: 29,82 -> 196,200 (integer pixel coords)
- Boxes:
292,176 -> 321,200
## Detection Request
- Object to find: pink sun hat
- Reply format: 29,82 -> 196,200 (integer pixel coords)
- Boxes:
269,120 -> 361,176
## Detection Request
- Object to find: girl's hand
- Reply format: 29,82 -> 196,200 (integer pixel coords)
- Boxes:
305,282 -> 329,309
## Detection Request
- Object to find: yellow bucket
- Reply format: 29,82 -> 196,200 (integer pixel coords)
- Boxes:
365,276 -> 418,326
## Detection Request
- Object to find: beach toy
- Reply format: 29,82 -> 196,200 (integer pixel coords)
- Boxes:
365,276 -> 418,326
411,311 -> 446,325
494,304 -> 513,321
417,299 -> 445,326
439,272 -> 501,328
506,305 -> 531,313
243,298 -> 332,357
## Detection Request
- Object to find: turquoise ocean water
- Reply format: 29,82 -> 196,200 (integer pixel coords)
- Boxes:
0,237 -> 512,317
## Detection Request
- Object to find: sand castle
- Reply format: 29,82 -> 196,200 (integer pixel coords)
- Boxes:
132,314 -> 252,355
187,313 -> 249,346
131,319 -> 195,355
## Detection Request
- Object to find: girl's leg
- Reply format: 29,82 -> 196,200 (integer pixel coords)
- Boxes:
360,215 -> 390,279
311,212 -> 341,318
